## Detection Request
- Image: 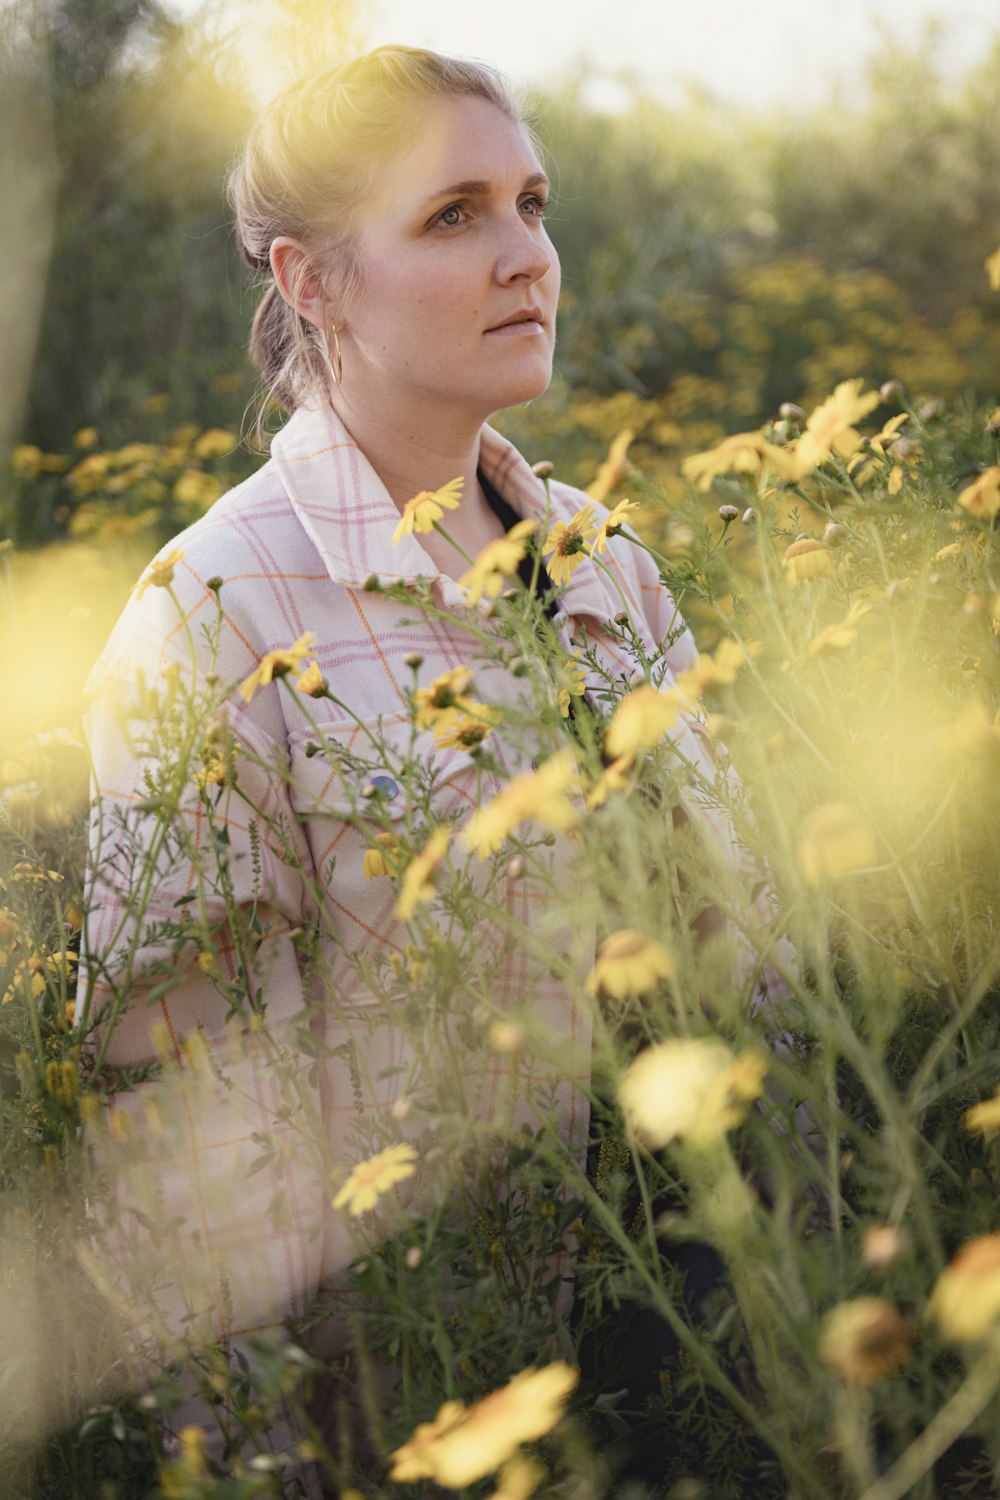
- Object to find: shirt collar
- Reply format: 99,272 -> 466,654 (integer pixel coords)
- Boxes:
268,401 -> 609,618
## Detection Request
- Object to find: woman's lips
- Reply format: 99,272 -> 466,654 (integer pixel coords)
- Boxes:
484,319 -> 544,336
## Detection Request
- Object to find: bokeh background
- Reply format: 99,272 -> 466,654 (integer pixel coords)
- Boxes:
1,0 -> 998,744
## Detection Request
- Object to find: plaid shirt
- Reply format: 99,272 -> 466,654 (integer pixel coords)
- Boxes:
82,401 -> 742,1444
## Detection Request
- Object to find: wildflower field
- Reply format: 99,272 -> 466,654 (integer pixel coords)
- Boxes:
5,4 -> 1000,1498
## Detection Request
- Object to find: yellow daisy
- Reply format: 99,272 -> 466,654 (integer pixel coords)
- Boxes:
682,431 -> 797,492
791,379 -> 880,478
586,929 -> 675,998
819,1299 -> 912,1385
392,477 -> 464,544
603,684 -> 684,761
363,832 -> 400,879
239,632 -> 318,704
589,497 -> 640,555
964,1086 -> 1000,1141
929,1235 -> 1000,1341
798,802 -> 876,886
414,666 -> 477,729
459,519 -> 537,603
295,660 -> 328,697
396,825 -> 452,921
389,1364 -> 578,1488
135,548 -> 185,599
958,467 -> 1000,521
782,537 -> 835,585
460,749 -> 579,861
332,1142 -> 418,1216
619,1038 -> 766,1150
544,505 -> 600,586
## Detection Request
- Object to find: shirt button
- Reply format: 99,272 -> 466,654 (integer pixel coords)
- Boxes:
366,774 -> 399,800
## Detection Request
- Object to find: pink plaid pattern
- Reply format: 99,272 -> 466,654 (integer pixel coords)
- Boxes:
82,401 -> 741,1463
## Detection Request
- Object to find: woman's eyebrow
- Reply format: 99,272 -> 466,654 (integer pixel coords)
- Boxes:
421,171 -> 549,207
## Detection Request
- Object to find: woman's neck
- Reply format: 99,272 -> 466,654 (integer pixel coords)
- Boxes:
328,389 -> 484,513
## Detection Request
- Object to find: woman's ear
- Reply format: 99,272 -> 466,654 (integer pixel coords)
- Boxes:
269,236 -> 330,330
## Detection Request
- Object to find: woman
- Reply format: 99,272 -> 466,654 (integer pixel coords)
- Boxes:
82,45 -> 775,1488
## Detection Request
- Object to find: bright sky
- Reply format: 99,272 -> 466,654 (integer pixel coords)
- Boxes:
362,0 -> 997,110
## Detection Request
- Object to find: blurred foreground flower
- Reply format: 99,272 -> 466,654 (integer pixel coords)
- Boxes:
934,700 -> 1000,759
928,1235 -> 1000,1341
604,683 -> 683,760
791,379 -> 880,477
986,243 -> 1000,292
806,601 -> 870,656
396,825 -> 452,920
393,477 -> 464,544
964,1086 -> 1000,1141
389,1363 -> 577,1486
798,803 -> 876,886
681,431 -> 796,491
619,1038 -> 766,1150
586,929 -> 675,999
332,1142 -> 418,1217
782,537 -> 834,585
957,467 -> 1000,521
459,519 -> 537,602
460,750 -> 579,860
819,1299 -> 912,1384
586,428 -> 634,504
134,548 -> 185,599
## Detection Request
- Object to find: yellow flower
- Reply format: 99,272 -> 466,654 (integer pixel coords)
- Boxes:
675,637 -> 753,701
433,711 -> 497,751
681,431 -> 797,492
806,601 -> 871,656
295,660 -> 328,697
488,1455 -> 545,1500
935,541 -> 963,561
619,1039 -> 766,1150
985,243 -> 1000,292
459,519 -> 537,603
558,655 -> 588,717
544,506 -> 599,586
603,684 -> 683,761
460,749 -> 579,860
192,427 -> 238,460
934,700 -> 1000,759
861,1226 -> 909,1270
791,379 -> 880,478
389,1364 -> 578,1487
782,537 -> 834,585
819,1299 -> 912,1384
929,1235 -> 1000,1341
363,831 -> 400,879
965,1086 -> 1000,1141
396,825 -> 452,920
392,477 -> 464,544
586,428 -> 635,504
173,469 -> 223,509
135,548 -> 185,599
584,753 -> 634,809
798,803 -> 876,886
192,749 -> 234,789
586,929 -> 675,999
332,1142 -> 418,1216
589,497 -> 640,555
958,467 -> 1000,521
239,632 -> 318,703
73,426 -> 100,450
414,667 -> 477,729
848,413 -> 909,485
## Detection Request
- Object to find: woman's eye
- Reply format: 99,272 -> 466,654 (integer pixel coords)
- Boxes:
437,203 -> 466,227
522,195 -> 548,217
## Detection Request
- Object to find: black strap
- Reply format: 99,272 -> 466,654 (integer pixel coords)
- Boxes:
477,467 -> 560,622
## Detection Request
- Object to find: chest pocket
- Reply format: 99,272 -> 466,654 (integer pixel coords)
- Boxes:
285,711 -> 496,876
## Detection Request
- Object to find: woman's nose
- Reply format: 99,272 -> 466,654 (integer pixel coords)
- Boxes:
495,215 -> 558,287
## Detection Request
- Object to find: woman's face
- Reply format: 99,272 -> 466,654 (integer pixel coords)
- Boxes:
336,93 -> 560,425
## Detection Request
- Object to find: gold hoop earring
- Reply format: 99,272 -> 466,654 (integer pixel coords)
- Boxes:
323,324 -> 343,387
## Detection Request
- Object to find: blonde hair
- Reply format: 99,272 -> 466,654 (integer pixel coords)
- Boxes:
228,45 -> 531,432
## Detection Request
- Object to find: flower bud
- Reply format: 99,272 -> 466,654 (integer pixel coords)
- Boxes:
391,1095 -> 413,1122
402,652 -> 424,670
892,437 -> 916,461
531,460 -> 554,478
861,1225 -> 909,1270
507,856 -> 526,880
742,506 -> 756,525
918,400 -> 942,422
718,504 -> 739,522
405,1246 -> 423,1270
879,380 -> 905,404
779,402 -> 806,421
823,522 -> 848,547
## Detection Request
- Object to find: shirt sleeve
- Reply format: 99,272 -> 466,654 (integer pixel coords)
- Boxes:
79,579 -> 327,1483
